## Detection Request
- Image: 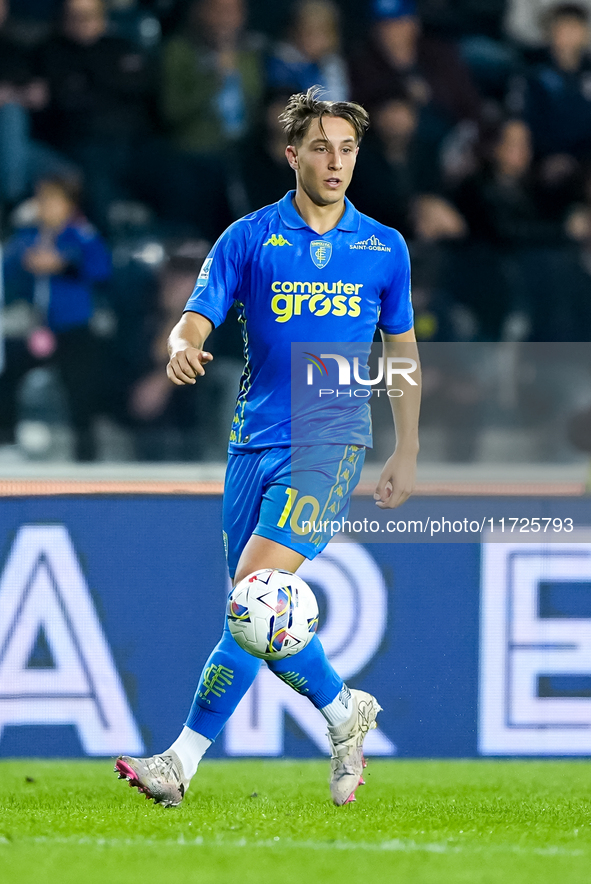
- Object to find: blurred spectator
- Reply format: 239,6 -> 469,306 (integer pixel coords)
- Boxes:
561,162 -> 591,335
127,246 -> 204,459
416,0 -> 517,99
0,175 -> 111,459
506,0 -> 591,47
348,93 -> 466,344
565,162 -> 591,240
412,193 -> 468,241
155,0 -> 262,238
0,0 -> 76,209
455,119 -> 574,243
160,0 -> 263,154
243,0 -> 368,44
35,0 -> 154,229
348,94 -> 449,236
266,0 -> 349,100
418,0 -> 508,39
128,242 -> 243,460
514,3 -> 591,159
349,0 -> 483,149
452,118 -> 580,338
238,90 -> 298,211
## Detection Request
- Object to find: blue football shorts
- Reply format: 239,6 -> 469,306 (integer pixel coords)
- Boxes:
222,443 -> 365,578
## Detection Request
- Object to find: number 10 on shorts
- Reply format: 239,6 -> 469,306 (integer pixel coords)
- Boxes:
277,487 -> 320,536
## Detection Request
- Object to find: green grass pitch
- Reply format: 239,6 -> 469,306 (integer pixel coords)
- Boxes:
1,758 -> 591,884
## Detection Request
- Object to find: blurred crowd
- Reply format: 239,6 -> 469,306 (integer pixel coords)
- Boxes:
2,0 -> 591,461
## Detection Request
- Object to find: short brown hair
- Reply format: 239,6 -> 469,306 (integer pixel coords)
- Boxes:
278,86 -> 370,146
545,2 -> 589,25
36,174 -> 83,207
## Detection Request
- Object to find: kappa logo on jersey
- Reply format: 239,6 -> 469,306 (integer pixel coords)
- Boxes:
350,235 -> 391,253
310,240 -> 332,269
263,234 -> 292,247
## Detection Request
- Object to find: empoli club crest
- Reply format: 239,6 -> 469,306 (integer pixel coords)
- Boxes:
310,240 -> 332,269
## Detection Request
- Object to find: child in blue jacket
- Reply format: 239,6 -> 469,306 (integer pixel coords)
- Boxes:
1,175 -> 111,459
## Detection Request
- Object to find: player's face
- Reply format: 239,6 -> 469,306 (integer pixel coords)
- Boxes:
287,116 -> 359,207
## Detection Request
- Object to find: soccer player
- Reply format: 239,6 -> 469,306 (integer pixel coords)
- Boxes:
115,87 -> 421,807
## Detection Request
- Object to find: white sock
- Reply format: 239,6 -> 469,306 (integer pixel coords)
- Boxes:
320,684 -> 353,728
166,726 -> 211,780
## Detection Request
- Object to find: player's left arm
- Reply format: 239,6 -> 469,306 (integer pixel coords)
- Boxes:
373,328 -> 421,509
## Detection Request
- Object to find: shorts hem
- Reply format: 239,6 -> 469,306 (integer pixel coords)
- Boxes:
252,525 -> 323,562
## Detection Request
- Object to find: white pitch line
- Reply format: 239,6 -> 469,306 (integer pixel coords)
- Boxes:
0,835 -> 583,857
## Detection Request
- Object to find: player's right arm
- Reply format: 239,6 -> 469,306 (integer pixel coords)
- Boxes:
166,311 -> 214,385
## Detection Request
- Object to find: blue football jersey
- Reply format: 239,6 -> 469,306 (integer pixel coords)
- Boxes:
184,191 -> 413,451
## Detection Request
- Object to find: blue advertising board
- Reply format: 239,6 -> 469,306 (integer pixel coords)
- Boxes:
1,494 -> 591,758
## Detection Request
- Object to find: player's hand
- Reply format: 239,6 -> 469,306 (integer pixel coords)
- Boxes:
166,347 -> 213,385
373,448 -> 417,509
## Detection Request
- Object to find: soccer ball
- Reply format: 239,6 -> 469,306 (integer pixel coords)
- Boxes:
227,569 -> 319,660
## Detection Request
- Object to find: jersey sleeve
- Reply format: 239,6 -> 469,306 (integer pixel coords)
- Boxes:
377,231 -> 414,335
183,222 -> 248,327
